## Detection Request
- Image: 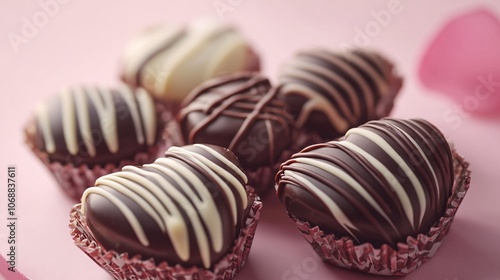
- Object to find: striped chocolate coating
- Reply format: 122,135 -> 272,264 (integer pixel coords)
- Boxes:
277,48 -> 403,140
81,144 -> 249,268
276,118 -> 454,248
33,85 -> 160,166
120,19 -> 260,104
178,72 -> 294,169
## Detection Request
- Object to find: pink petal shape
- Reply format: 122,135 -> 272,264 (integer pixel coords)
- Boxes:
419,8 -> 500,116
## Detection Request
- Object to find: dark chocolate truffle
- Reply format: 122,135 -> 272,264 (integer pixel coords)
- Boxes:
276,118 -> 454,248
32,85 -> 161,167
277,48 -> 403,141
177,72 -> 294,170
81,144 -> 249,269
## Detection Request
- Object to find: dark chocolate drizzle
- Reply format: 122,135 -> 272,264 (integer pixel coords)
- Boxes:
277,48 -> 403,141
276,118 -> 453,248
82,144 -> 249,268
178,72 -> 294,169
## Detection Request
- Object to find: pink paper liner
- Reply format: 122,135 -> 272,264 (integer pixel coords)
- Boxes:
289,149 -> 470,276
69,187 -> 262,280
24,103 -> 173,201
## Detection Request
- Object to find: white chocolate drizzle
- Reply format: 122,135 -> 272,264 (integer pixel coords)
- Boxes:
286,169 -> 360,241
345,127 -> 426,227
35,85 -> 157,157
35,102 -> 56,153
81,145 -> 248,269
85,86 -> 119,153
277,118 -> 452,246
278,49 -> 394,131
292,156 -> 398,233
121,19 -> 256,102
338,141 -> 414,228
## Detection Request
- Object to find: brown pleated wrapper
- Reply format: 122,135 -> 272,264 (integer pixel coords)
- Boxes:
24,103 -> 173,201
69,187 -> 262,280
289,149 -> 470,276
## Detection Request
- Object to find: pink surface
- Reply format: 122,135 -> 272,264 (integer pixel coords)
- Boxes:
1,0 -> 500,279
419,9 -> 500,116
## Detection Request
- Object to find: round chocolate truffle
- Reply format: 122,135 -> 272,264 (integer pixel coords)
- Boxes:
32,85 -> 161,167
276,118 -> 454,248
81,144 -> 249,269
120,19 -> 260,109
177,72 -> 294,170
277,48 -> 403,142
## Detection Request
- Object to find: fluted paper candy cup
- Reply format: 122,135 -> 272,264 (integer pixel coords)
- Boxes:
69,187 -> 262,280
289,149 -> 470,276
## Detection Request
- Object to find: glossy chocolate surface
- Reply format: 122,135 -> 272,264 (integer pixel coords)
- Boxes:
33,86 -> 161,167
178,72 -> 293,169
82,144 -> 249,268
277,48 -> 403,140
276,118 -> 454,248
120,20 -> 261,105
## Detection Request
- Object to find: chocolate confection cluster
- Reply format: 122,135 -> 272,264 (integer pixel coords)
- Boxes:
21,17 -> 468,279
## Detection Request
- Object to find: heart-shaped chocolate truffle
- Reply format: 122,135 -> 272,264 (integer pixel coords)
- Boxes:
276,118 -> 454,248
81,144 -> 250,269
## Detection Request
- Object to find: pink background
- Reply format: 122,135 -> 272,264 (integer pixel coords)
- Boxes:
1,0 -> 500,279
